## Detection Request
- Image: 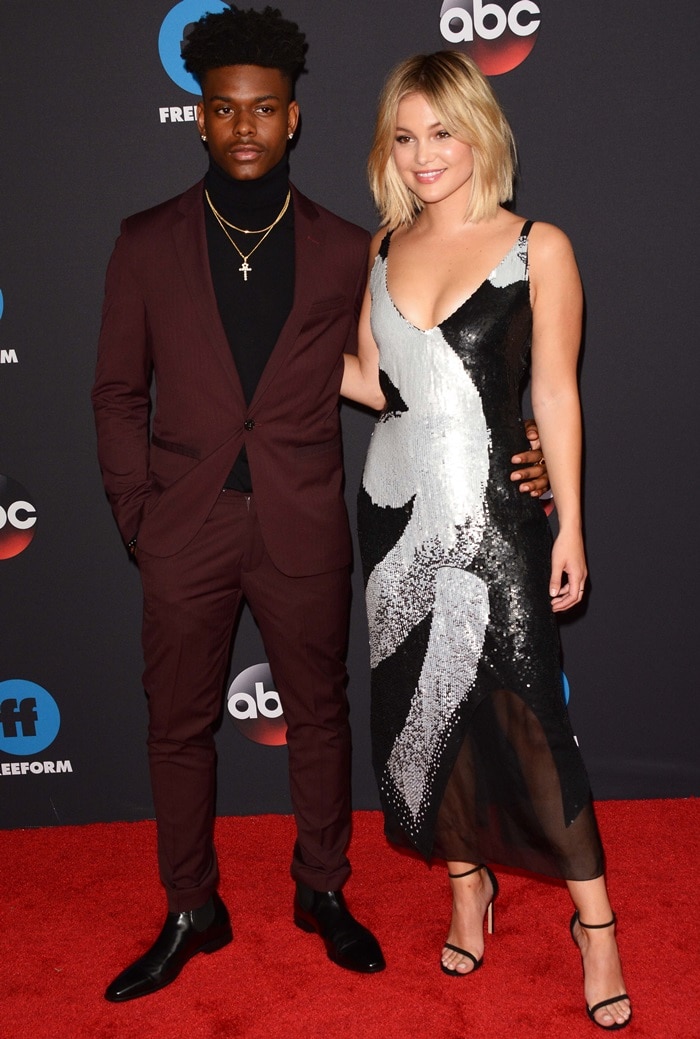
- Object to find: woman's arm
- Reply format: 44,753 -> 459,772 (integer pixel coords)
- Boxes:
341,230 -> 386,411
529,222 -> 586,612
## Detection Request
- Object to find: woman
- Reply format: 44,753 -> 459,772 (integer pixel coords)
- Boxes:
341,52 -> 631,1030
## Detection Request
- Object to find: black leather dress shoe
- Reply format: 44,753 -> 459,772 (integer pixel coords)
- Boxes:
293,883 -> 385,973
104,892 -> 233,1002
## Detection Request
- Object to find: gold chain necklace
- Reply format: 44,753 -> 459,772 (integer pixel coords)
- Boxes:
204,193 -> 282,234
204,188 -> 291,282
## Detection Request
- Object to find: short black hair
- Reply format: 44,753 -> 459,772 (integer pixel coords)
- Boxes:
182,5 -> 307,87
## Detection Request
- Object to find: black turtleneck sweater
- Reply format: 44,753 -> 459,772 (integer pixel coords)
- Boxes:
203,157 -> 295,491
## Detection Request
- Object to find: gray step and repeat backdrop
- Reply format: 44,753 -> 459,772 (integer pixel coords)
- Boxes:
1,1 -> 697,828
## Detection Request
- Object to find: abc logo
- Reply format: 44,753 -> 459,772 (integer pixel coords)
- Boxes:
0,475 -> 37,560
158,0 -> 230,94
0,680 -> 61,756
440,1 -> 541,75
227,663 -> 287,746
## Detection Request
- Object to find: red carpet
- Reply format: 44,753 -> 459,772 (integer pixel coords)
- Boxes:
3,801 -> 698,1038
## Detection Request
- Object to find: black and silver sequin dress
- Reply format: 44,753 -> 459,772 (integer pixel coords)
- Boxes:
358,222 -> 604,881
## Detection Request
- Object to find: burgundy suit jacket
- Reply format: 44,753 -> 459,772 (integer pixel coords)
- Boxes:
92,181 -> 370,576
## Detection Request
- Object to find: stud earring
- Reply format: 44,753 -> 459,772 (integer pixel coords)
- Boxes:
288,132 -> 294,139
201,134 -> 207,142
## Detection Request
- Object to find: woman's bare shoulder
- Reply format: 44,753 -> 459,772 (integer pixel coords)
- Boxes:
528,220 -> 576,260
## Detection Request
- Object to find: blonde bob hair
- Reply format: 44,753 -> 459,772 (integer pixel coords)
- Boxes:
368,50 -> 516,227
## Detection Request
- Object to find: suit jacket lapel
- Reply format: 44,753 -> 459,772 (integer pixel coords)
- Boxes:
250,186 -> 321,409
172,181 -> 246,406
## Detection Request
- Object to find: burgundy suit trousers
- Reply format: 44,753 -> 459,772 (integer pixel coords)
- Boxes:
137,490 -> 352,912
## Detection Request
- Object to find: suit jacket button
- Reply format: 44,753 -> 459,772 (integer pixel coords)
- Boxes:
244,419 -> 255,431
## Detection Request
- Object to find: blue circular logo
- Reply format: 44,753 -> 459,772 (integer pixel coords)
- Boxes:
562,671 -> 570,706
158,0 -> 230,94
0,289 -> 4,320
0,680 -> 61,755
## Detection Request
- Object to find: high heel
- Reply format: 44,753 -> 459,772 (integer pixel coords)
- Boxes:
441,863 -> 498,977
570,911 -> 632,1030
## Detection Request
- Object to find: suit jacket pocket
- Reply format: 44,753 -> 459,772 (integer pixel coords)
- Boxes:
295,433 -> 342,457
148,439 -> 200,501
307,295 -> 346,314
151,435 -> 201,459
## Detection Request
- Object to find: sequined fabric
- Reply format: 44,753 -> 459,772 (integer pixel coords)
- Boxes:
358,224 -> 604,880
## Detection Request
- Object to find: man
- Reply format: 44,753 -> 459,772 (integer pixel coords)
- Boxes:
92,5 -> 548,1003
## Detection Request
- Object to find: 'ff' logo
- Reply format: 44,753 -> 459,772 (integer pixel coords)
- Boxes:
0,698 -> 38,738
